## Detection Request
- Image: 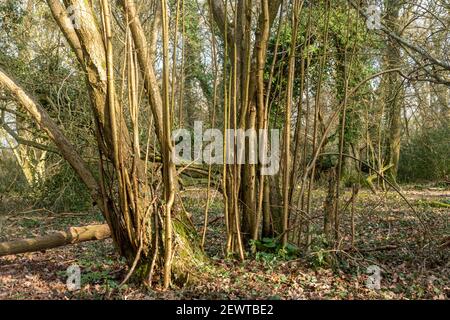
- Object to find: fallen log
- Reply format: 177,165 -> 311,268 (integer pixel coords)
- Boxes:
0,224 -> 111,257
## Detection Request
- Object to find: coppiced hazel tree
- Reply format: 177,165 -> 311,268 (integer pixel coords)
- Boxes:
0,0 -> 203,287
0,0 -> 448,289
209,0 -> 284,257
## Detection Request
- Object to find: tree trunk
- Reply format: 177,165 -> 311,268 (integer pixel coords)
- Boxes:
384,0 -> 404,180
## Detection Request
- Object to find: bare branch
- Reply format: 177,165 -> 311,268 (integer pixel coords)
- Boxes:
0,67 -> 101,202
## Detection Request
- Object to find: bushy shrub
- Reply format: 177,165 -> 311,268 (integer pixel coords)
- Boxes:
34,162 -> 92,212
398,124 -> 450,182
0,151 -> 28,195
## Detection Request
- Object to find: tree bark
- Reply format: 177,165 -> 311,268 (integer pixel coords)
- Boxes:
384,0 -> 404,180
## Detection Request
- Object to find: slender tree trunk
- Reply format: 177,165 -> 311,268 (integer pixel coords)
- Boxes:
384,0 -> 404,180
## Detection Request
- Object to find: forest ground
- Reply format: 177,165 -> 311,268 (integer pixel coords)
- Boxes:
0,185 -> 448,300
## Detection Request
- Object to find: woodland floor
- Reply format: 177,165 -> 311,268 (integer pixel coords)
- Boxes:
0,185 -> 448,300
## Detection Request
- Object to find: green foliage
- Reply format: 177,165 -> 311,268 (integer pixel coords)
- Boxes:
417,199 -> 450,208
81,270 -> 118,288
19,218 -> 41,228
0,1 -> 25,49
398,124 -> 450,182
255,252 -> 280,269
56,267 -> 119,290
0,151 -> 28,195
307,235 -> 333,268
252,237 -> 300,259
33,162 -> 92,212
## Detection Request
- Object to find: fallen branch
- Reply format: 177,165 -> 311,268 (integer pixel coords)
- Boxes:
0,224 -> 111,257
349,245 -> 399,253
439,236 -> 450,248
